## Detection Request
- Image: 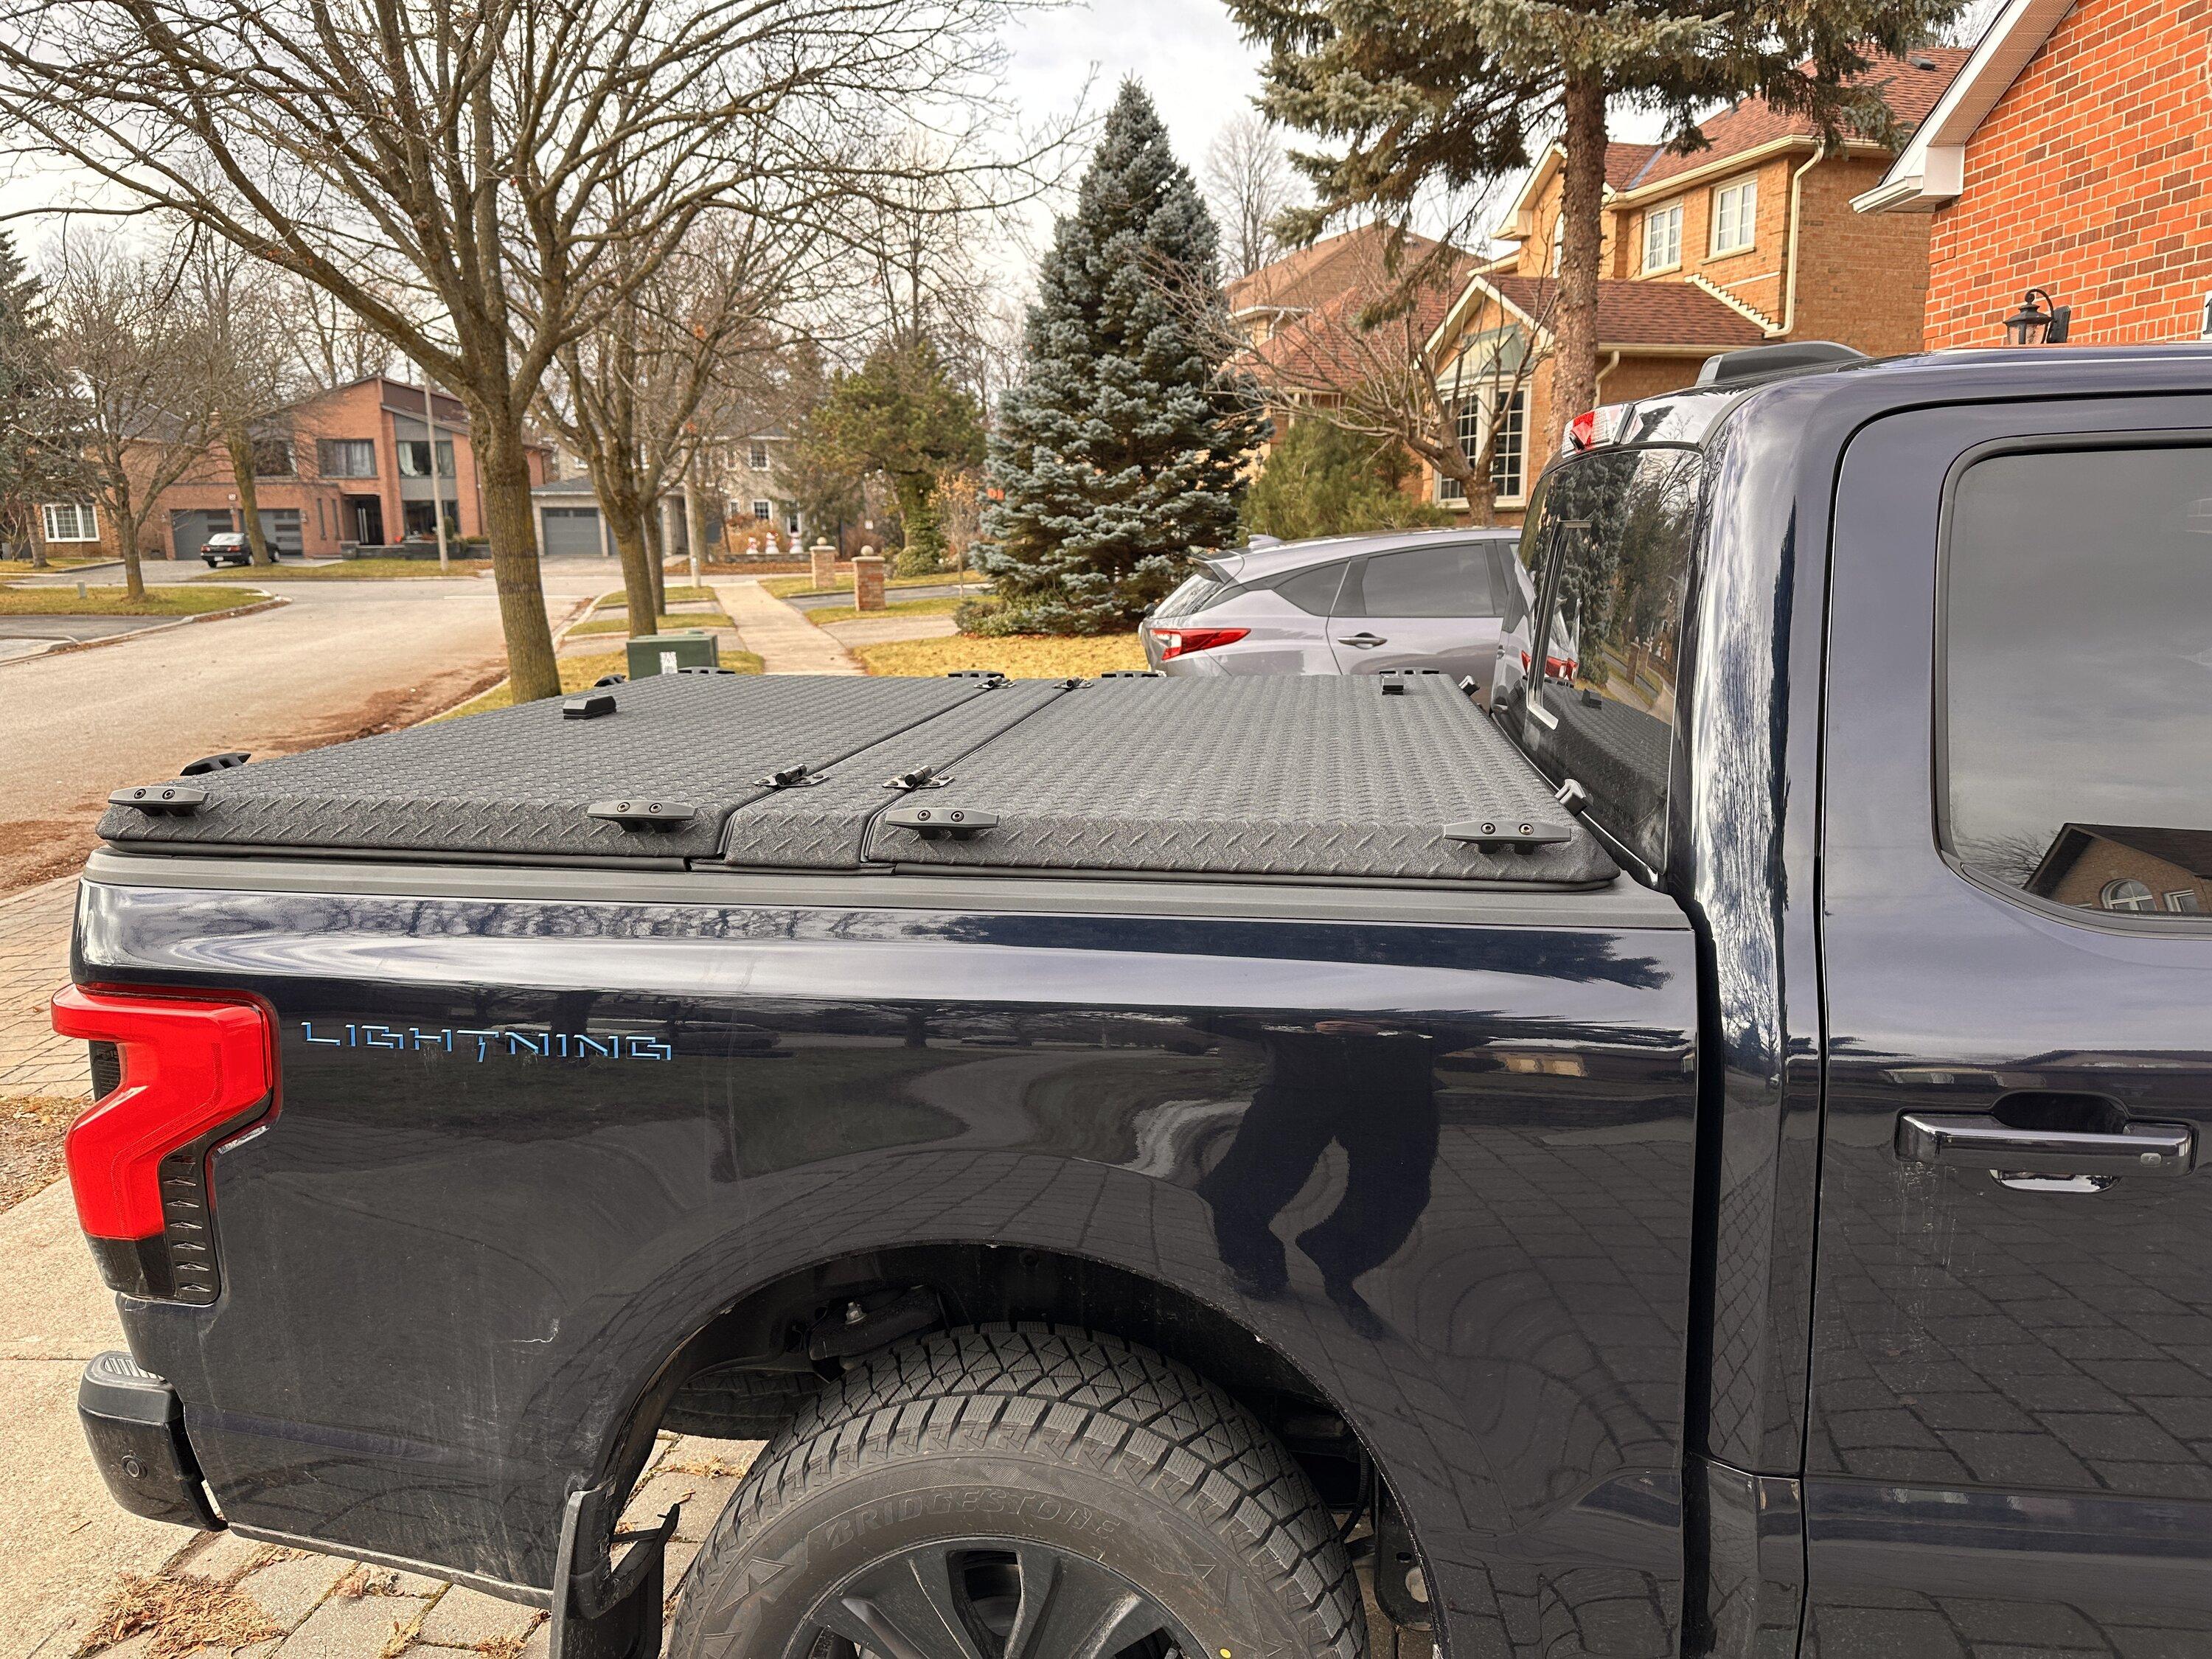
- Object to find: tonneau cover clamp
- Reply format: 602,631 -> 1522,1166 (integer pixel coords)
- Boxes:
1444,818 -> 1571,855
588,800 -> 698,831
883,804 -> 997,841
108,785 -> 207,817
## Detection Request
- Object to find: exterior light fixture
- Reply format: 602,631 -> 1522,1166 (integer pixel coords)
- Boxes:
2003,288 -> 2071,347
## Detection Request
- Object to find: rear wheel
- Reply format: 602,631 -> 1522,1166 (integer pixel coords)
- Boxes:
668,1324 -> 1366,1659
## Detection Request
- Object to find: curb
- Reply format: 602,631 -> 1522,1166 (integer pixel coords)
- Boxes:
418,596 -> 599,721
0,595 -> 290,667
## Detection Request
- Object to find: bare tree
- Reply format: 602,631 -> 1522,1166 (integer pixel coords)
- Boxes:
0,0 -> 1054,699
540,206 -> 782,633
1175,239 -> 1546,525
1203,114 -> 1297,278
44,233 -> 216,599
270,277 -> 394,394
187,241 -> 289,566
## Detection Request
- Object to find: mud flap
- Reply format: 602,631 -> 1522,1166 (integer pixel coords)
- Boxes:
549,1478 -> 681,1659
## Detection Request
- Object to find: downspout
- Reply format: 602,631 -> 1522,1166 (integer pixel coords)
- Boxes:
1594,349 -> 1622,393
1776,147 -> 1826,337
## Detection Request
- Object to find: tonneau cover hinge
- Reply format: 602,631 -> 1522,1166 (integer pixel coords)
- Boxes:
754,763 -> 821,789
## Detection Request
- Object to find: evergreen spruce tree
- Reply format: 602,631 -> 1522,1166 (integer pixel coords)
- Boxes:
977,82 -> 1262,634
0,234 -> 82,564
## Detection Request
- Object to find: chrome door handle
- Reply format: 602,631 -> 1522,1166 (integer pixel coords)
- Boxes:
1338,633 -> 1386,647
1896,1112 -> 2194,1178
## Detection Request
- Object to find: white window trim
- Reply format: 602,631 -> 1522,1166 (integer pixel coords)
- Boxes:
751,499 -> 773,521
41,501 -> 99,543
1642,201 -> 1683,274
1434,383 -> 1531,507
1710,176 -> 1758,257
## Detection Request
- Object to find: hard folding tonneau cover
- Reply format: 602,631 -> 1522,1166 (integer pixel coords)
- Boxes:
99,672 -> 1616,888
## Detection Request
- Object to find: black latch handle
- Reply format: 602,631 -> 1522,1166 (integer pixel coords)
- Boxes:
109,785 -> 208,817
883,804 -> 997,841
587,799 -> 698,831
1444,818 -> 1571,855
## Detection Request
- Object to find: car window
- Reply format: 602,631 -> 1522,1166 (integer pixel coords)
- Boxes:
1944,444 -> 2212,920
1346,543 -> 1495,617
1273,561 -> 1349,616
1153,571 -> 1230,620
1513,446 -> 1700,872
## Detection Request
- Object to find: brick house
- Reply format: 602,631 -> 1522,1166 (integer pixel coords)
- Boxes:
1854,0 -> 2212,348
67,376 -> 551,562
1423,49 -> 1969,522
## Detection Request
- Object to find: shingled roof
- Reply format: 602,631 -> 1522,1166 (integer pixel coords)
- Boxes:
1227,223 -> 1448,319
1245,255 -> 1479,392
1484,275 -> 1767,348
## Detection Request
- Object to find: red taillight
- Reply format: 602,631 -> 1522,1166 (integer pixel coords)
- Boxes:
1565,409 -> 1598,451
1152,627 -> 1249,661
52,986 -> 275,1244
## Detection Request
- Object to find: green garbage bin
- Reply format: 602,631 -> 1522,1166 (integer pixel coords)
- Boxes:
625,631 -> 720,679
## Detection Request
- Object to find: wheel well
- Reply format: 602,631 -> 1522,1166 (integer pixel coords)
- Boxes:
636,1243 -> 1366,1511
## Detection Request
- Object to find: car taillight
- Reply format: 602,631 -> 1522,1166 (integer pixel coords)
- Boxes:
52,986 -> 276,1303
1562,405 -> 1624,453
1152,627 -> 1248,661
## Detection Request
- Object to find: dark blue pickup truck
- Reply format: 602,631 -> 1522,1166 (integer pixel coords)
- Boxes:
56,343 -> 2212,1659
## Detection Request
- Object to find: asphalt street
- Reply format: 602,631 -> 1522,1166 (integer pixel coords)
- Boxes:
1,554 -> 609,892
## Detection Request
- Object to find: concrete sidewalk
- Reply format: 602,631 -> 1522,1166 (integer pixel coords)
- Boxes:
710,578 -> 862,674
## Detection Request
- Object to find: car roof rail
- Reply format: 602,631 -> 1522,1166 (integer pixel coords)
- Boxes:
1695,340 -> 1866,389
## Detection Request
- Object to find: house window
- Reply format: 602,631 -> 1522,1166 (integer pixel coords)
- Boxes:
317,439 -> 376,479
41,502 -> 98,542
1436,386 -> 1531,502
1711,177 -> 1757,255
2101,879 -> 2157,913
1642,201 -> 1682,272
748,441 -> 770,470
251,438 -> 295,477
397,439 -> 456,479
786,509 -> 801,534
401,500 -> 460,538
751,499 -> 772,521
2165,890 -> 2202,913
1490,386 -> 1528,500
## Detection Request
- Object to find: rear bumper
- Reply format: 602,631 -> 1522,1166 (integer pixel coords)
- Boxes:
78,1351 -> 222,1531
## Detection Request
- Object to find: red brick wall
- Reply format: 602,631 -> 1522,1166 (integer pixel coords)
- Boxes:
1926,0 -> 2212,348
1795,156 -> 1935,355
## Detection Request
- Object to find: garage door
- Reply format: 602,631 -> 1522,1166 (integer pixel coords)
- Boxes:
171,509 -> 232,558
541,506 -> 603,557
257,508 -> 302,554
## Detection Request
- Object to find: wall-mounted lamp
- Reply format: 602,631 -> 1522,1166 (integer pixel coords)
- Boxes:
2003,288 -> 2071,347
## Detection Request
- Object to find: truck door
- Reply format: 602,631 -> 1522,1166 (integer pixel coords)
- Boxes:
1812,400 -> 2212,1655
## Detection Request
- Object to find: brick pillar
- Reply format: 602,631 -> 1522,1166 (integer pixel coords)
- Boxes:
852,551 -> 886,611
810,539 -> 838,590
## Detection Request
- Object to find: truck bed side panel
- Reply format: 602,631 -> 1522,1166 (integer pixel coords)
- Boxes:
80,874 -> 1697,1658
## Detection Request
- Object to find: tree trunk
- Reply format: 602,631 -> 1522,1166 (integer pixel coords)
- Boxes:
1550,71 -> 1610,441
597,487 -> 658,639
645,504 -> 668,616
467,400 -> 561,702
682,467 -> 710,591
892,471 -> 943,575
223,425 -> 274,565
113,485 -> 145,602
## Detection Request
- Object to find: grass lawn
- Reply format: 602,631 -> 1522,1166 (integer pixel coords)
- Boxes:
189,558 -> 490,580
855,632 -> 1147,678
566,613 -> 734,637
0,582 -> 263,616
432,645 -> 768,720
0,556 -> 105,574
594,585 -> 715,608
761,572 -> 973,599
807,594 -> 966,627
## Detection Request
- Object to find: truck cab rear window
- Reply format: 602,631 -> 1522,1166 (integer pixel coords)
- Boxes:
1507,447 -> 1700,872
1944,444 -> 2212,919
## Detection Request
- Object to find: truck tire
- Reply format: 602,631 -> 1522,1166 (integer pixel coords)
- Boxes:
667,1324 -> 1366,1659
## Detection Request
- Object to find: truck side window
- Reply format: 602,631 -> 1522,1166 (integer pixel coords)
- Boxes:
1517,447 -> 1701,872
1944,444 -> 2212,919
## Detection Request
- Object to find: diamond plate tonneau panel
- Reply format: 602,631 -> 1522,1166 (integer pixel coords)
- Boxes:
858,675 -> 1618,885
721,679 -> 1071,869
96,675 -> 990,861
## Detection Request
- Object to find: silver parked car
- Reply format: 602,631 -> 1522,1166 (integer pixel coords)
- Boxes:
1141,527 -> 1520,692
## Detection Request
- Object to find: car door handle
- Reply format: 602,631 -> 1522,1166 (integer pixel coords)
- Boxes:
1896,1112 -> 2194,1178
1337,633 -> 1386,647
